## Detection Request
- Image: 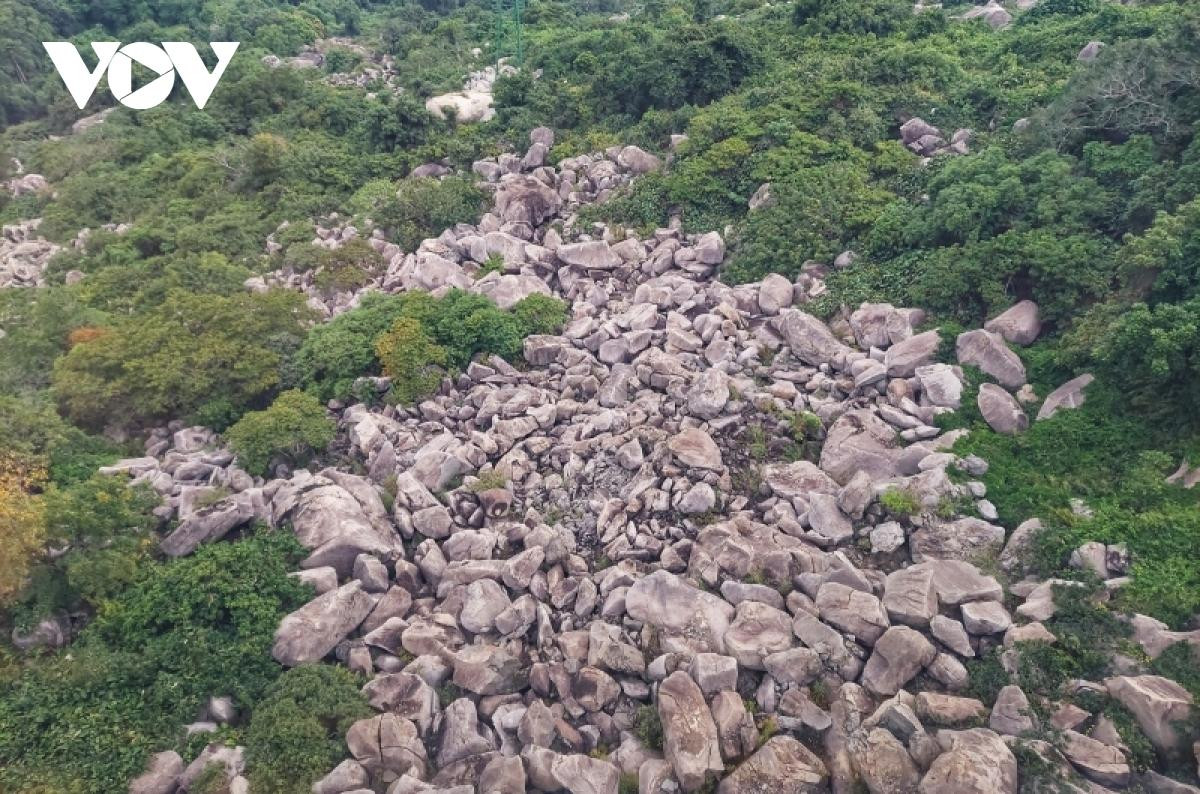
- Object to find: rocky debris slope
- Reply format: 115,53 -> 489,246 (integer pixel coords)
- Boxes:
91,128 -> 1200,793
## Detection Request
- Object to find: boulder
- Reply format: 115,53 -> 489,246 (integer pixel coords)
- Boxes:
956,330 -> 1026,390
1105,675 -> 1194,759
617,145 -> 662,174
289,478 -> 403,576
776,310 -> 854,368
758,274 -> 794,315
977,384 -> 1028,435
557,241 -> 621,270
861,626 -> 936,696
1037,374 -> 1094,421
271,581 -> 374,666
885,330 -> 940,378
819,409 -> 902,485
815,582 -> 890,646
984,301 -> 1041,346
626,570 -> 734,656
345,713 -> 428,782
495,176 -> 562,227
848,727 -> 920,793
724,601 -> 795,670
551,753 -> 621,794
918,728 -> 1017,793
129,750 -> 184,794
910,517 -> 1005,563
658,671 -> 723,792
1061,729 -> 1130,788
717,736 -> 828,794
989,685 -> 1036,737
668,427 -> 723,471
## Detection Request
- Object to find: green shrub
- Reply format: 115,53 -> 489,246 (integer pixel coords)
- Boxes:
880,487 -> 921,516
375,317 -> 449,404
245,665 -> 371,794
288,292 -> 420,402
376,176 -> 486,251
0,531 -> 310,792
225,390 -> 336,477
18,474 -> 162,613
52,291 -> 312,432
633,704 -> 664,751
511,294 -> 569,336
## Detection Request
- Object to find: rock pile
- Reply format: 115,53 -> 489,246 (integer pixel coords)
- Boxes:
95,128 -> 1199,793
1,219 -> 60,288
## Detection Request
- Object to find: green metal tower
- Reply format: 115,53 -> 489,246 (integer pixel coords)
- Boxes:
492,0 -> 526,66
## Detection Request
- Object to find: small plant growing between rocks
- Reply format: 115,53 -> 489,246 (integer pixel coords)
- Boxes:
633,704 -> 664,751
880,487 -> 921,517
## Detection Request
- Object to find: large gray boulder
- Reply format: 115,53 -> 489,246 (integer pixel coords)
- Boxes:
557,241 -> 621,270
1037,374 -> 1094,421
919,728 -> 1017,793
984,300 -> 1041,346
861,626 -> 936,696
956,329 -> 1026,390
819,409 -> 902,485
626,570 -> 734,656
885,330 -> 940,377
160,493 -> 254,557
494,175 -> 562,227
289,474 -> 403,577
776,310 -> 855,368
1105,675 -> 1195,760
911,517 -> 1006,563
724,601 -> 794,670
977,383 -> 1028,435
129,750 -> 184,794
271,581 -> 374,666
658,671 -> 723,792
717,736 -> 828,794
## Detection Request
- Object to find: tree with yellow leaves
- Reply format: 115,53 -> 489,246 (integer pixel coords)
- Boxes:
0,453 -> 45,605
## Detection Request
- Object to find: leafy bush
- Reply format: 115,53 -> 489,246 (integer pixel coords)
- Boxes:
25,474 -> 162,612
0,395 -> 120,487
0,531 -> 310,792
245,665 -> 371,794
1091,299 -> 1200,433
225,390 -> 335,477
52,291 -> 312,432
375,176 -> 486,251
375,317 -> 449,404
288,291 -> 420,402
511,293 -> 569,336
633,704 -> 664,751
880,488 -> 921,516
0,455 -> 46,606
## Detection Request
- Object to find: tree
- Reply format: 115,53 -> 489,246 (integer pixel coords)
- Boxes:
225,390 -> 335,476
1094,299 -> 1200,432
52,290 -> 312,431
0,454 -> 46,605
375,317 -> 449,404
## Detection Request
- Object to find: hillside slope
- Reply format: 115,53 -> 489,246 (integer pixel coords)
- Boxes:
1,0 -> 1199,792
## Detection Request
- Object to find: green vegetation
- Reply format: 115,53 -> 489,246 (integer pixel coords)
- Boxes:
225,390 -> 336,476
52,290 -> 312,432
633,703 -> 664,751
244,664 -> 372,794
880,487 -> 921,517
0,531 -> 310,792
293,289 -> 567,403
2,0 -> 1200,787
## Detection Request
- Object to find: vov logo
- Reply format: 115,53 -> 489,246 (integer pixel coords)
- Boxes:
42,42 -> 240,110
